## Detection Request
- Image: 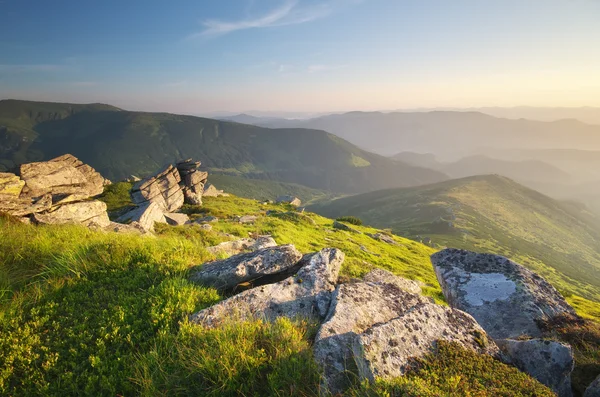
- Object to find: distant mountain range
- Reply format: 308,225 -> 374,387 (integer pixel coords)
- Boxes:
0,99 -> 446,193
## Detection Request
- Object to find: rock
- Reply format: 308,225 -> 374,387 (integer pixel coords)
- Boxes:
131,165 -> 184,212
116,202 -> 166,232
196,223 -> 212,231
190,245 -> 303,290
19,154 -> 108,199
585,375 -> 600,397
105,221 -> 148,234
203,182 -> 228,197
193,215 -> 219,224
367,232 -> 397,245
496,338 -> 574,397
236,215 -> 258,224
352,303 -> 499,383
0,193 -> 52,216
431,248 -> 576,339
333,221 -> 360,234
314,281 -> 430,394
206,236 -> 277,256
0,172 -> 24,196
363,268 -> 422,294
164,212 -> 190,226
190,248 -> 344,328
177,160 -> 208,205
33,200 -> 110,228
276,195 -> 302,207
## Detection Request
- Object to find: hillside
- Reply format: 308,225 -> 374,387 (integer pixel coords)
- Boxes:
311,175 -> 600,314
0,100 -> 447,193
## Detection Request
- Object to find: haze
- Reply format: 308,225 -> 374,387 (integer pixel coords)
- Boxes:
2,0 -> 600,113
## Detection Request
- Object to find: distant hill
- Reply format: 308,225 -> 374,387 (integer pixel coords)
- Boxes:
311,175 -> 600,309
0,100 -> 447,193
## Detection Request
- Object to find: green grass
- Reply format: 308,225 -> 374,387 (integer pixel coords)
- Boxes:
311,175 -> 600,321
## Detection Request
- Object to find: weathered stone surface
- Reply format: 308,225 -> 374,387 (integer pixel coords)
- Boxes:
193,215 -> 219,224
190,245 -> 303,290
0,172 -> 24,196
314,282 -> 429,394
196,223 -> 212,231
190,248 -> 344,327
496,338 -> 574,397
33,200 -> 110,228
203,183 -> 228,197
164,212 -> 190,226
19,154 -> 107,199
333,221 -> 360,234
363,268 -> 422,294
131,165 -> 184,212
116,202 -> 166,231
276,195 -> 302,207
206,236 -> 277,256
105,221 -> 148,234
367,232 -> 397,245
0,193 -> 52,216
236,215 -> 258,224
585,374 -> 600,397
431,248 -> 575,339
352,303 -> 499,383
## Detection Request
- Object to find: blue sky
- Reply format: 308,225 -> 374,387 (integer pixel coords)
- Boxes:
1,0 -> 599,113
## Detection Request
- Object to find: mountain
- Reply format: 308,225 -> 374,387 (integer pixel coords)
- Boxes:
310,175 -> 600,309
0,100 -> 447,193
391,152 -> 441,169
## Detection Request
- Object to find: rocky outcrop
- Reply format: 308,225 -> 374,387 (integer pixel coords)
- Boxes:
585,375 -> 600,397
176,159 -> 208,205
190,248 -> 344,328
276,195 -> 302,207
164,212 -> 190,226
0,193 -> 52,217
363,268 -> 422,294
116,202 -> 166,232
206,236 -> 277,256
352,303 -> 499,383
431,248 -> 575,339
496,339 -> 574,397
33,200 -> 110,228
190,245 -> 303,290
333,220 -> 360,234
0,172 -> 25,196
131,165 -> 184,212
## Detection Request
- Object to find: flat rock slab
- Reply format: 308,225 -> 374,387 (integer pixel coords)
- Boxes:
431,248 -> 575,339
363,268 -> 422,294
585,374 -> 600,397
117,202 -> 166,232
497,338 -> 574,397
190,244 -> 303,290
190,248 -> 344,328
352,303 -> 499,383
164,212 -> 190,226
367,233 -> 397,245
0,172 -> 25,196
33,200 -> 110,228
314,281 -> 430,394
206,236 -> 276,256
0,193 -> 52,216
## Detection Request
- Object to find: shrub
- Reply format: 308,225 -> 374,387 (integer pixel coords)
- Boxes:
336,216 -> 363,226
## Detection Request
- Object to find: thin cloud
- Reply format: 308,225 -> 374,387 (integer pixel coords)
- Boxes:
189,0 -> 362,39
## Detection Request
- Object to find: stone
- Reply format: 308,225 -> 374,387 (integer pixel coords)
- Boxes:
105,221 -> 148,234
0,193 -> 52,216
178,159 -> 208,205
314,281 -> 429,394
367,232 -> 397,245
131,165 -> 184,212
276,195 -> 302,207
206,236 -> 277,256
33,200 -> 110,228
116,202 -> 166,232
164,212 -> 190,226
19,154 -> 108,199
0,172 -> 24,196
194,215 -> 219,224
203,183 -> 229,197
585,375 -> 600,397
190,248 -> 344,328
190,245 -> 303,290
352,303 -> 499,383
236,215 -> 258,224
431,248 -> 576,339
197,223 -> 212,231
363,268 -> 422,294
333,221 -> 360,234
496,338 -> 574,397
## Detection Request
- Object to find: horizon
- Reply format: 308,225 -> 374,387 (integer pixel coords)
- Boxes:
2,0 -> 600,113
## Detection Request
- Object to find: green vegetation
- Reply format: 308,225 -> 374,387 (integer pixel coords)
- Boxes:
0,99 -> 446,193
311,175 -> 600,320
336,216 -> 363,226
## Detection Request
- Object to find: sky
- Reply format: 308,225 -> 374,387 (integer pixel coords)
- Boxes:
1,0 -> 600,114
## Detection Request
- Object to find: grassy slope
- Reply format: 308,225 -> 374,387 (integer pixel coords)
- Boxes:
310,175 -> 600,320
0,100 -> 446,193
0,193 -> 563,396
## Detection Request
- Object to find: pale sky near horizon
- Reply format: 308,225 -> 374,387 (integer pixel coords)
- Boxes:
1,0 -> 599,113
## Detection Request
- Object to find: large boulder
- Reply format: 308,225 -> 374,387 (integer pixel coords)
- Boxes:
164,212 -> 190,226
363,268 -> 422,294
276,195 -> 302,207
19,154 -> 108,199
176,159 -> 208,205
203,182 -> 228,197
190,248 -> 344,328
0,193 -> 52,216
585,375 -> 600,397
496,338 -> 574,397
431,248 -> 575,339
352,303 -> 499,383
314,280 -> 430,394
116,202 -> 166,232
131,165 -> 184,212
33,200 -> 110,228
190,245 -> 303,290
206,236 -> 276,256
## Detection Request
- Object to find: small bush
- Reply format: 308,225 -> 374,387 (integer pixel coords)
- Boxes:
336,216 -> 363,226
